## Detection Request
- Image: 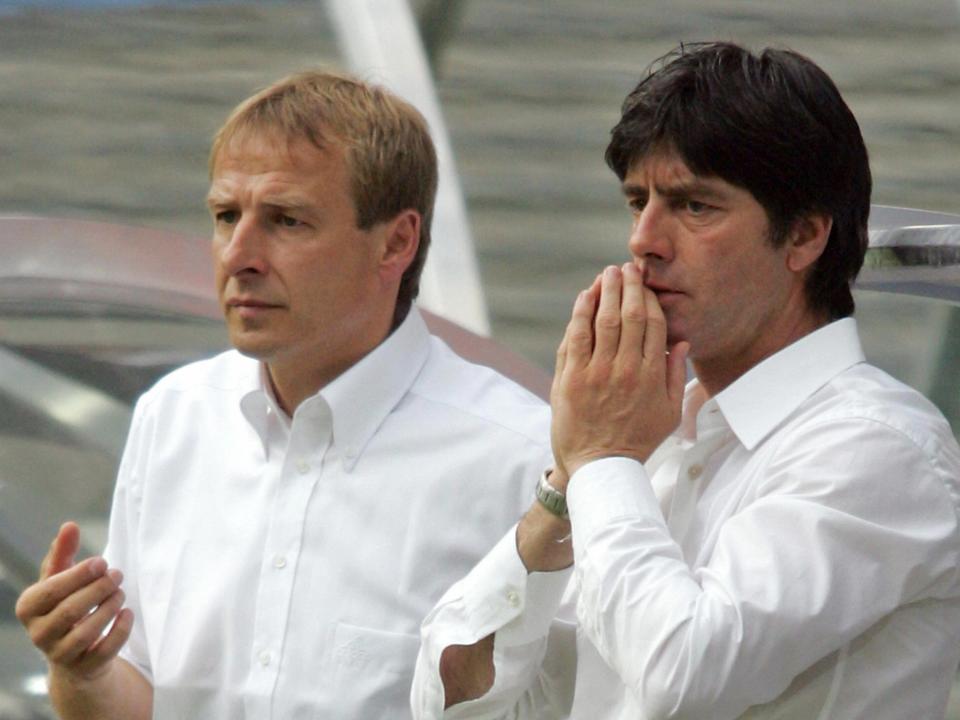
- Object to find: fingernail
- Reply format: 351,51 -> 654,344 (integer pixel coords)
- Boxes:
108,568 -> 123,585
604,265 -> 618,279
89,557 -> 107,576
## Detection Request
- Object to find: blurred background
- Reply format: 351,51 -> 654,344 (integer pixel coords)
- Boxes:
0,1 -> 958,717
1,0 -> 958,367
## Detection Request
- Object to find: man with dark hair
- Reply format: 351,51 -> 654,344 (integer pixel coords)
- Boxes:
15,71 -> 550,719
413,42 -> 960,719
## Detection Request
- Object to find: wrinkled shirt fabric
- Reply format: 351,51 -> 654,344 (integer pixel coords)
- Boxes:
413,318 -> 960,720
104,306 -> 551,719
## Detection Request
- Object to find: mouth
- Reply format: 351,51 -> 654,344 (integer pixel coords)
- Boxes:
644,280 -> 682,298
225,298 -> 283,315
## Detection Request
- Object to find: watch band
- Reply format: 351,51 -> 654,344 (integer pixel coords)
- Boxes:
535,469 -> 568,518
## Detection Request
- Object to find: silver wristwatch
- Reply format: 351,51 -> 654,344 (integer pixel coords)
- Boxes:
535,469 -> 568,518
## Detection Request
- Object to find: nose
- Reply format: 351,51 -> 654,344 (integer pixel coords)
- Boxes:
628,201 -> 674,263
215,214 -> 269,277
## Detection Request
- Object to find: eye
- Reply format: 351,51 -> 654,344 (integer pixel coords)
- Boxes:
685,200 -> 711,215
277,214 -> 303,228
626,196 -> 646,215
215,210 -> 239,225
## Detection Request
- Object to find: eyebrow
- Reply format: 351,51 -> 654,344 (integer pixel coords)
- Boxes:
621,179 -> 729,203
260,195 -> 314,212
204,188 -> 314,213
205,187 -> 231,208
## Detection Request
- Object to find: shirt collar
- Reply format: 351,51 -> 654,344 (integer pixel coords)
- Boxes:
313,305 -> 431,471
705,317 -> 866,451
238,306 -> 431,471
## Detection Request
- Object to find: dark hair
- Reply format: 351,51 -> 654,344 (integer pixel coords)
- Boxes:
606,42 -> 871,319
212,70 -> 438,328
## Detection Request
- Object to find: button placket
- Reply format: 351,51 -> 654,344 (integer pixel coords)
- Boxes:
248,417 -> 330,701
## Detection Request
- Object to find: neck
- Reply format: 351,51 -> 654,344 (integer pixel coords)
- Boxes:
693,311 -> 828,398
268,316 -> 395,416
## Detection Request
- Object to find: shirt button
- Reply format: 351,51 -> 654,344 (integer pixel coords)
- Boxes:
272,555 -> 287,569
258,650 -> 271,666
506,590 -> 521,608
296,459 -> 310,475
687,464 -> 703,480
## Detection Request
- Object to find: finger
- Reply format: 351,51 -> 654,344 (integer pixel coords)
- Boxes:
28,569 -> 121,653
593,266 -> 623,364
667,341 -> 690,403
78,607 -> 134,674
633,257 -> 646,278
553,275 -> 600,403
641,285 -> 668,362
563,286 -> 598,371
618,261 -> 648,360
49,586 -> 126,665
18,556 -> 109,623
21,565 -> 119,647
551,336 -> 567,404
41,522 -> 80,580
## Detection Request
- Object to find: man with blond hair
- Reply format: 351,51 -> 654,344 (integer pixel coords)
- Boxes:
16,71 -> 549,719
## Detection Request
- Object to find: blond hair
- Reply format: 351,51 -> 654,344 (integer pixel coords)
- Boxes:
210,70 -> 438,326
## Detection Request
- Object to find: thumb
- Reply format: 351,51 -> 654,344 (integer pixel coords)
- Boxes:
40,521 -> 80,580
667,342 -> 690,404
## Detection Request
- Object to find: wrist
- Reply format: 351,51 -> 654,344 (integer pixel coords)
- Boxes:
516,502 -> 573,573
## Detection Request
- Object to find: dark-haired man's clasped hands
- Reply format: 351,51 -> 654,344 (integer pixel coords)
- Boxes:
520,261 -> 688,574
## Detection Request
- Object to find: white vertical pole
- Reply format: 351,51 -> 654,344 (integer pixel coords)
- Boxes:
325,0 -> 490,335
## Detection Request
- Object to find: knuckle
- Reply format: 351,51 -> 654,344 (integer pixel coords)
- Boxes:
46,641 -> 74,665
618,358 -> 641,378
106,589 -> 125,611
585,366 -> 611,387
622,307 -> 647,324
568,328 -> 594,347
27,624 -> 48,649
594,312 -> 620,330
13,594 -> 31,625
69,621 -> 102,651
53,601 -> 85,630
30,584 -> 54,610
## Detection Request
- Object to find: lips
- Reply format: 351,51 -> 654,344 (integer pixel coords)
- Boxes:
644,280 -> 681,296
226,297 -> 282,309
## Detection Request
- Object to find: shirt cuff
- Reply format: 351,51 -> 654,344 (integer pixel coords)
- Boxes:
567,456 -> 660,551
460,525 -> 572,647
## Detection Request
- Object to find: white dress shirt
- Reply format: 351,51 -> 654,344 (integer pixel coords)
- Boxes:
103,306 -> 551,719
413,318 -> 960,720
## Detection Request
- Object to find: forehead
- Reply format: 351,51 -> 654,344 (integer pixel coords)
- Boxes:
626,148 -> 703,184
624,148 -> 752,201
212,122 -> 351,172
207,131 -> 352,200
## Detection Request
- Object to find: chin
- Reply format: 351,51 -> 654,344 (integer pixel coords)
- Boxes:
228,332 -> 279,362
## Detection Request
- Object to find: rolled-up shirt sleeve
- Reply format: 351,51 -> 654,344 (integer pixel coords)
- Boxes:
412,526 -> 576,719
566,417 -> 960,719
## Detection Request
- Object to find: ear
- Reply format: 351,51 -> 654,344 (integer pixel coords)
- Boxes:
377,209 -> 421,282
785,213 -> 832,274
